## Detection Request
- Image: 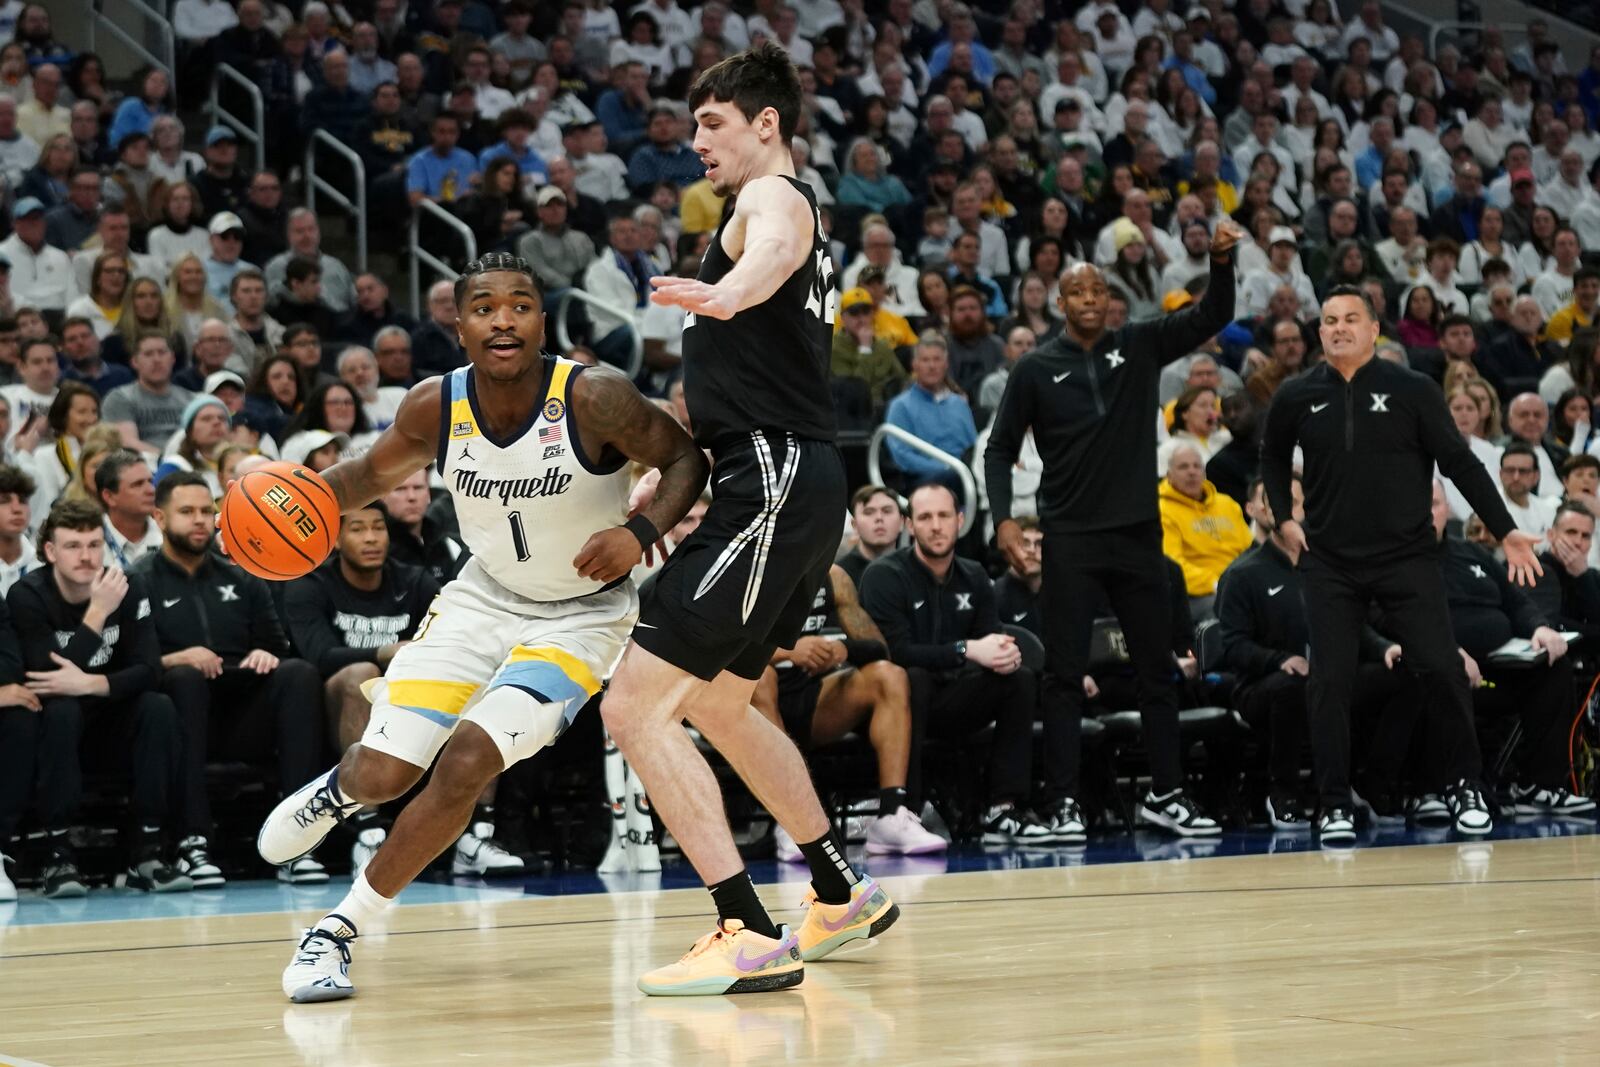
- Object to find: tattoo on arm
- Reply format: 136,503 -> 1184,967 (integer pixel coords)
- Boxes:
575,365 -> 709,532
832,568 -> 886,645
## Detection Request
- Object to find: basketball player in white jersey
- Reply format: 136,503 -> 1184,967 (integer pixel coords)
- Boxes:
602,44 -> 899,997
250,253 -> 709,1002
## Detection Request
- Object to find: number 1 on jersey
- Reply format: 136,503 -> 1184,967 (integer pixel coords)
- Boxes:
508,510 -> 531,562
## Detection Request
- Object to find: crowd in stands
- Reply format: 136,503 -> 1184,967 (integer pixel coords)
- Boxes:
4,0 -> 1600,896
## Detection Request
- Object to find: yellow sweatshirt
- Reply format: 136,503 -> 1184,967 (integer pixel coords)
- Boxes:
1158,478 -> 1252,596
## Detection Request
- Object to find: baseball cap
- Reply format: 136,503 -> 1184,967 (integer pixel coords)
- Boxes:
206,125 -> 238,147
841,287 -> 874,312
1268,225 -> 1298,247
281,429 -> 351,467
535,186 -> 567,206
208,211 -> 245,236
1162,290 -> 1195,312
858,264 -> 887,284
1186,5 -> 1211,21
205,370 -> 246,394
1511,167 -> 1536,186
11,197 -> 44,220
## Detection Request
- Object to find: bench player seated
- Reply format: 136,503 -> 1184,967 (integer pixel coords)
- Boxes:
251,253 -> 711,1003
751,564 -> 946,859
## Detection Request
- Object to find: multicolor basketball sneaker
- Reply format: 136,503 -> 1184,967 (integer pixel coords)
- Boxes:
637,920 -> 803,996
795,875 -> 899,962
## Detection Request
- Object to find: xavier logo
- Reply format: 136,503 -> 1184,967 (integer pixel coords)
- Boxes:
1469,564 -> 1486,578
218,584 -> 239,603
1370,393 -> 1390,412
1310,403 -> 1330,413
1105,350 -> 1124,369
955,593 -> 973,611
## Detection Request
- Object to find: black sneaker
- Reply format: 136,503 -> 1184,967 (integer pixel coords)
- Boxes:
1317,808 -> 1356,847
122,850 -> 194,893
1138,788 -> 1222,836
176,835 -> 226,889
1040,798 -> 1087,845
1446,780 -> 1493,836
981,803 -> 1053,845
1510,783 -> 1598,816
41,848 -> 88,899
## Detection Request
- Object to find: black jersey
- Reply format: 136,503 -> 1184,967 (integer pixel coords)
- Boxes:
681,174 -> 838,451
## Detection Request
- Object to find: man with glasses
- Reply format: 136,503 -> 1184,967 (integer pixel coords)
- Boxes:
1497,441 -> 1559,541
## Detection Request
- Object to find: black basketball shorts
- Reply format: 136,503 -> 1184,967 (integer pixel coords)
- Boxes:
635,431 -> 847,681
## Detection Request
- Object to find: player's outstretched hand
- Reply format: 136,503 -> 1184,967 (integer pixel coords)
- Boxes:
650,276 -> 739,320
1210,218 -> 1246,257
574,527 -> 643,584
1501,530 -> 1545,587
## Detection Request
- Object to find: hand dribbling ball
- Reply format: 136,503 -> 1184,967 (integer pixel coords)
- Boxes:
220,462 -> 340,580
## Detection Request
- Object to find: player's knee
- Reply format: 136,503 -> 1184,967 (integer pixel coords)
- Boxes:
600,687 -> 641,747
329,662 -> 380,696
431,725 -> 506,805
343,744 -> 423,803
865,660 -> 909,702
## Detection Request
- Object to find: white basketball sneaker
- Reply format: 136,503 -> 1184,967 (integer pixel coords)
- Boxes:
452,822 -> 525,876
283,915 -> 359,1003
259,769 -> 363,866
278,857 -> 330,885
866,806 -> 950,854
0,854 -> 15,903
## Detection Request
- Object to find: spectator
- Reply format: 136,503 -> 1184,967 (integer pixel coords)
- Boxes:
626,104 -> 702,195
238,171 -> 289,269
4,498 -> 190,896
516,186 -> 595,291
1545,266 -> 1600,345
63,253 -> 130,340
0,96 -> 38,189
945,233 -> 1006,319
172,318 -> 235,393
373,324 -> 415,388
243,353 -> 302,442
835,139 -> 912,215
476,107 -> 548,181
1503,392 -> 1568,493
1530,227 -> 1581,319
138,470 -> 324,888
164,253 -> 230,350
44,166 -> 102,254
831,286 -> 906,415
59,316 -> 132,395
1531,499 -> 1600,646
1241,226 -> 1317,321
201,211 -> 252,311
191,126 -> 251,222
382,467 -> 467,585
859,483 -> 1049,841
345,23 -> 396,97
842,223 -> 923,318
1429,481 -> 1593,815
406,112 -> 479,207
18,133 -> 75,212
838,484 -> 903,587
884,333 -> 976,493
336,273 -> 416,349
1159,441 -> 1251,619
2,335 -> 58,435
979,324 -> 1035,418
409,279 -> 465,377
264,210 -> 356,313
106,67 -> 169,153
944,286 -> 1005,400
581,213 -> 653,362
267,257 -> 339,340
1397,284 -> 1441,349
225,269 -> 283,373
596,60 -> 651,158
564,119 -> 630,205
70,207 -> 161,298
334,345 -> 401,431
2,198 -> 77,316
102,333 -> 194,456
26,383 -> 99,520
17,62 -> 68,146
301,49 -> 370,152
94,448 -> 162,566
460,45 -> 514,121
152,394 -> 230,492
146,183 -> 210,280
1496,440 -> 1559,540
993,514 -> 1043,636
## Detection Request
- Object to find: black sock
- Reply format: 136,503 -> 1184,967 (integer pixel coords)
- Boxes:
798,828 -> 859,905
878,787 -> 909,816
473,803 -> 495,828
708,871 -> 779,938
352,809 -> 379,831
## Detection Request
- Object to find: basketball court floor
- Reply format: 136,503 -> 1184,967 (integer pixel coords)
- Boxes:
2,819 -> 1596,1066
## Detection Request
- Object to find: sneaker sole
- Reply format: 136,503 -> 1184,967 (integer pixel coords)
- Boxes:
639,964 -> 805,997
190,874 -> 226,889
1453,820 -> 1493,836
1138,806 -> 1222,836
288,982 -> 356,1004
43,882 -> 87,899
278,872 -> 331,886
802,900 -> 901,962
864,839 -> 949,854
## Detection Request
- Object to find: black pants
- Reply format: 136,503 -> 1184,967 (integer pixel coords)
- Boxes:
163,662 -> 325,836
906,665 -> 1034,807
1477,659 -> 1576,789
0,691 -> 179,842
1236,664 -> 1415,795
1039,521 -> 1182,797
1300,551 -> 1481,808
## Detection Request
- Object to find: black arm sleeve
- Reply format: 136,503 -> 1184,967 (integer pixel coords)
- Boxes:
1259,384 -> 1299,540
841,638 -> 888,666
1420,379 -> 1518,540
1128,252 -> 1238,365
245,575 -> 293,657
982,359 -> 1035,527
283,576 -> 377,676
859,565 -> 966,670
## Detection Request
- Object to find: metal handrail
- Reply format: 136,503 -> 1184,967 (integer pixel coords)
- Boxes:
409,199 -> 477,316
306,130 -> 368,274
210,63 -> 266,174
867,423 -> 978,538
89,0 -> 177,105
552,289 -> 644,381
1423,19 -> 1529,60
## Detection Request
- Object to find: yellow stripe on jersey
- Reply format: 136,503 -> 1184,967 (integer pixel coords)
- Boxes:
503,645 -> 602,699
543,360 -> 575,422
385,678 -> 481,716
449,396 -> 479,440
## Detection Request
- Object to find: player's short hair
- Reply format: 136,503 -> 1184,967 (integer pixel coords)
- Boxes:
1439,313 -> 1474,334
0,461 -> 36,501
688,40 -> 802,143
285,255 -> 322,285
1556,497 -> 1595,524
1322,283 -> 1377,320
453,251 -> 543,307
39,498 -> 103,558
154,469 -> 211,509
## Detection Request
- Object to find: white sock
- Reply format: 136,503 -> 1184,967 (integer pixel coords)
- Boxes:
319,872 -> 393,937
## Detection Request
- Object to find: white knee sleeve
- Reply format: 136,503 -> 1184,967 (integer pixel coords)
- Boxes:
462,686 -> 570,768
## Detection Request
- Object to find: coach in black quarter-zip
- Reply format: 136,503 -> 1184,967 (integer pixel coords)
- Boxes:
1260,284 -> 1543,846
985,217 -> 1247,838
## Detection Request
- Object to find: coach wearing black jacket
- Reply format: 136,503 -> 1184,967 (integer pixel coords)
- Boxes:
135,472 -> 325,885
985,219 -> 1245,837
1215,475 -> 1415,828
1261,285 -> 1542,844
859,484 -> 1048,842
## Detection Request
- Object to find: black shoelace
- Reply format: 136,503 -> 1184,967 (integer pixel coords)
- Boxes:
293,787 -> 349,830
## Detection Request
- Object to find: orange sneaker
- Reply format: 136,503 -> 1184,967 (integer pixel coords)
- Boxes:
795,875 -> 899,961
637,920 -> 804,997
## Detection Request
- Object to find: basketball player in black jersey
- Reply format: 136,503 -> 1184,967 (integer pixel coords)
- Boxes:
602,44 -> 899,997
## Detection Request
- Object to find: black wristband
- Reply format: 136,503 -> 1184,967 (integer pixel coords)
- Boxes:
624,514 -> 660,551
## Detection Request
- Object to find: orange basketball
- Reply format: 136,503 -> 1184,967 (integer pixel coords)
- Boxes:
220,462 -> 341,581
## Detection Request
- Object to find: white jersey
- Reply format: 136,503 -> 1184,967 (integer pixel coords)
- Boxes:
437,357 -> 630,603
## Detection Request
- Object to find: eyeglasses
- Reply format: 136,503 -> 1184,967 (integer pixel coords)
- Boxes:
1501,465 -> 1537,476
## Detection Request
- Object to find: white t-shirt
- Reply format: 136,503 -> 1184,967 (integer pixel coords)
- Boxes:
1498,490 -> 1559,542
